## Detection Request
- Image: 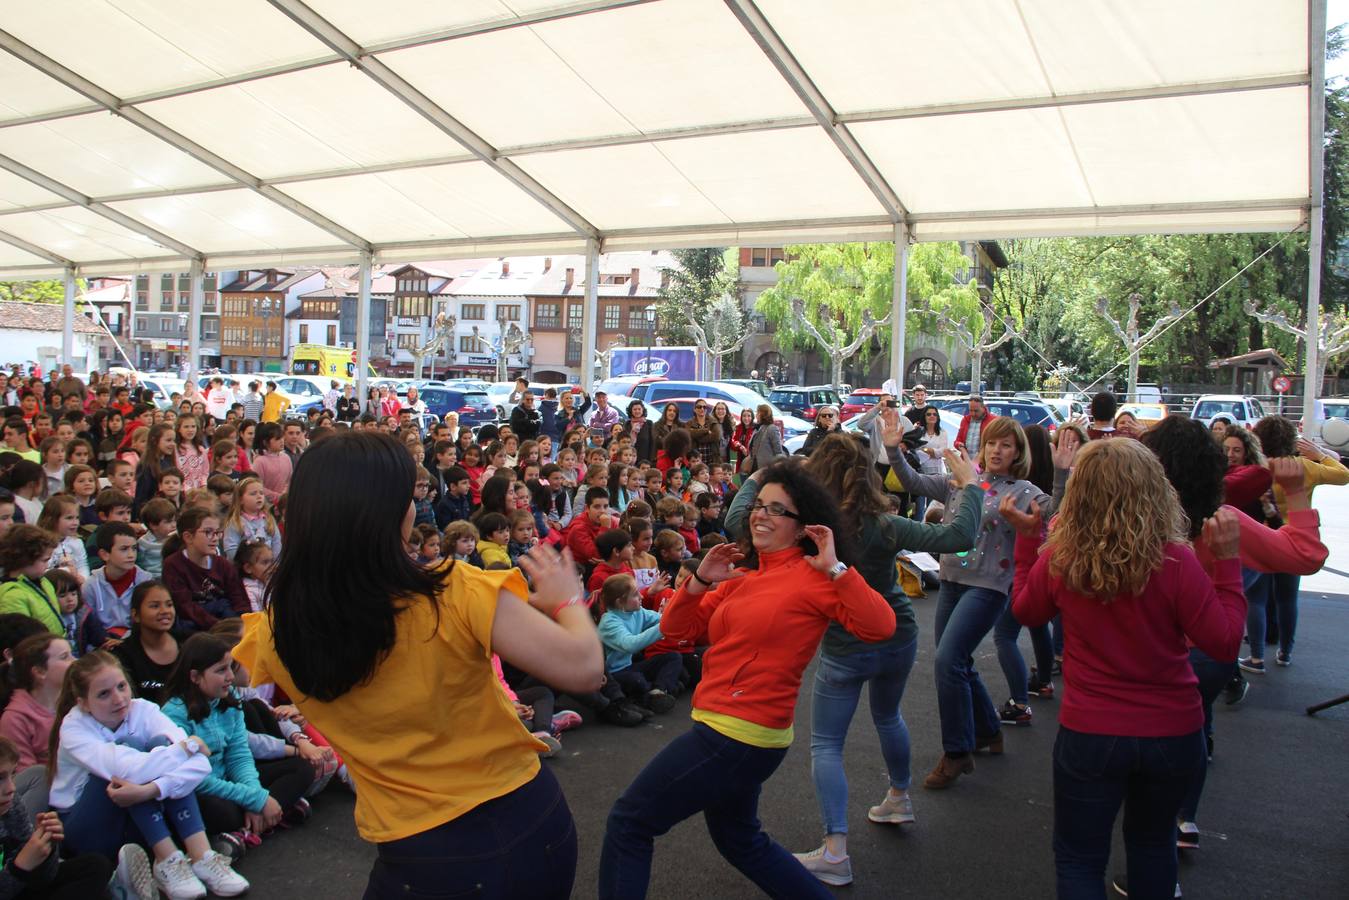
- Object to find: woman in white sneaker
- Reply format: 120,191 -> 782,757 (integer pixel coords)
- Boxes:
48,651 -> 250,898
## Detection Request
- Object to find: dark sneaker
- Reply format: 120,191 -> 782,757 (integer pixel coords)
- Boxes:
211,832 -> 246,863
284,797 -> 312,825
600,702 -> 645,727
1238,657 -> 1265,674
1275,650 -> 1292,667
999,700 -> 1032,725
1177,821 -> 1199,850
1027,675 -> 1055,699
1223,673 -> 1249,705
643,689 -> 676,713
1052,657 -> 1063,675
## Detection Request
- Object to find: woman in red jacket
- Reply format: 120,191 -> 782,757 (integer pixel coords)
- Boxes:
1007,438 -> 1244,900
599,460 -> 895,900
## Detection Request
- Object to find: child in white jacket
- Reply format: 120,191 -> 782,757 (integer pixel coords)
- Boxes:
49,651 -> 249,898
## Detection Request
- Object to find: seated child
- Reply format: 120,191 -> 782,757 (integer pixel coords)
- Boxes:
677,503 -> 702,555
587,529 -> 670,601
596,574 -> 681,714
694,492 -> 725,540
652,530 -> 685,583
48,568 -> 106,656
505,510 -> 537,568
414,524 -> 442,568
156,468 -> 184,511
82,521 -> 153,640
0,526 -> 64,636
474,513 -> 512,569
444,521 -> 484,568
137,498 -> 177,579
0,633 -> 72,767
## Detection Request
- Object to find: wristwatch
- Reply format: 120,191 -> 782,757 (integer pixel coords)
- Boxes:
184,738 -> 202,755
827,562 -> 848,580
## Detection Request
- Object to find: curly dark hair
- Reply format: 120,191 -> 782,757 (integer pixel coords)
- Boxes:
1138,416 -> 1225,539
1252,415 -> 1298,459
662,427 -> 692,460
0,524 -> 59,572
749,458 -> 855,566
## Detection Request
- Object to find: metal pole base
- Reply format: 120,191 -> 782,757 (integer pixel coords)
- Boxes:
1305,693 -> 1349,716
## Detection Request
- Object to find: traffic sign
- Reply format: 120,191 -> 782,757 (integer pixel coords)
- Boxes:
1272,375 -> 1291,394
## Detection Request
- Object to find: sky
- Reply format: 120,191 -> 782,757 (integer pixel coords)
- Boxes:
1329,0 -> 1349,84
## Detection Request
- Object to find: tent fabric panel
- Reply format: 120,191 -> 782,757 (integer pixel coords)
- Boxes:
1,0 -> 331,100
278,162 -> 578,241
0,244 -> 52,268
910,207 -> 1305,242
302,0 -> 522,48
0,207 -> 174,260
0,112 -> 233,197
141,64 -> 469,180
0,51 -> 93,124
107,189 -> 344,253
0,170 -> 68,211
1063,88 -> 1310,207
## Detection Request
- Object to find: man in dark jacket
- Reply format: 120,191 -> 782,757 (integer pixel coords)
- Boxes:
509,391 -> 541,441
801,405 -> 843,456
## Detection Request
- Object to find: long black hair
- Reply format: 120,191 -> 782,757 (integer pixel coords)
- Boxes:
268,430 -> 450,701
162,633 -> 241,723
747,458 -> 855,567
1023,424 -> 1054,495
1138,416 -> 1225,540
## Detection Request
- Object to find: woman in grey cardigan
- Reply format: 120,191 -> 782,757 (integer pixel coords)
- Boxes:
747,404 -> 783,472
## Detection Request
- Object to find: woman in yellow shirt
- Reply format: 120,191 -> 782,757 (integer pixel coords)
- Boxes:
232,431 -> 603,899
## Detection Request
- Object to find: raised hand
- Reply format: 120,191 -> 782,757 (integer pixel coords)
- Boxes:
879,409 -> 905,448
998,495 -> 1042,535
802,524 -> 840,574
1268,456 -> 1306,494
518,544 -> 584,617
944,447 -> 976,488
1296,438 -> 1326,462
694,542 -> 747,586
1052,434 -> 1081,471
1201,507 -> 1241,559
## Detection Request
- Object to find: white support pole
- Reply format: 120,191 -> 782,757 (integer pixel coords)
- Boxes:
357,251 -> 372,412
188,259 -> 204,376
581,238 -> 599,392
1304,0 -> 1327,425
889,223 -> 909,394
62,266 -> 75,366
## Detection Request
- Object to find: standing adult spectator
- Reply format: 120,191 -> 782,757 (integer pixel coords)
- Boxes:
710,402 -> 735,464
323,380 -> 341,416
203,377 -> 231,423
685,400 -> 722,464
510,392 -> 541,441
651,404 -> 682,452
903,384 -> 930,427
746,404 -> 784,473
234,431 -> 602,898
954,396 -> 994,457
556,389 -> 591,437
261,382 -> 289,423
240,381 -> 264,422
852,395 -> 897,473
335,383 -> 361,422
403,386 -> 427,415
729,408 -> 755,474
911,405 -> 950,520
625,400 -> 656,463
378,386 -> 401,420
53,364 -> 85,405
801,405 -> 842,456
587,391 -> 620,432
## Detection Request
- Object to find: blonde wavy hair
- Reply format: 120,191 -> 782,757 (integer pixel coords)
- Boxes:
976,416 -> 1031,480
1044,438 -> 1188,600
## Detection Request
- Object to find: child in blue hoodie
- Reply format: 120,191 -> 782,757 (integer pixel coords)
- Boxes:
596,574 -> 682,714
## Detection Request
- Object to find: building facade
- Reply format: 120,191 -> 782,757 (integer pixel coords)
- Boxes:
219,269 -> 324,374
0,301 -> 101,373
132,270 -> 229,371
80,277 -> 134,368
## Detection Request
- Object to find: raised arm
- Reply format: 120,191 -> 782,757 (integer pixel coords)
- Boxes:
491,546 -> 604,694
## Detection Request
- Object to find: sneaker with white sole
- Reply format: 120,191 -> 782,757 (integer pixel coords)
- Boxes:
116,843 -> 155,900
867,790 -> 916,824
1177,820 -> 1199,850
532,731 -> 562,757
191,850 -> 250,897
551,710 -> 583,734
792,845 -> 853,886
153,851 -> 207,900
1276,650 -> 1292,667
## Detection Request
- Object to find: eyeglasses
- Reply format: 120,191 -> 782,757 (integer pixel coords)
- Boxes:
750,501 -> 799,519
198,528 -> 222,538
694,404 -> 707,411
817,412 -> 835,418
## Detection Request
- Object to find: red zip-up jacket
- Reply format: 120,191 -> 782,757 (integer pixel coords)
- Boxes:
660,546 -> 894,731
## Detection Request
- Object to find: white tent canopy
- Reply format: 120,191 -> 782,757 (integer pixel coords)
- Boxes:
0,0 -> 1317,277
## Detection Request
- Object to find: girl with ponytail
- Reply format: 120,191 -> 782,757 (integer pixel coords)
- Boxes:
0,633 -> 72,767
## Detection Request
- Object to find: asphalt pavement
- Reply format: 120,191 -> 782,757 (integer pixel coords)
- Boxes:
234,487 -> 1349,899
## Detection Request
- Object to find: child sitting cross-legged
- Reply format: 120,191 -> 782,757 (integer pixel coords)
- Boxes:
596,573 -> 682,715
587,528 -> 671,601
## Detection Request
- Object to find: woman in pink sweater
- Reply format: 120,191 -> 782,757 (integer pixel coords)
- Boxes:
1007,438 -> 1244,899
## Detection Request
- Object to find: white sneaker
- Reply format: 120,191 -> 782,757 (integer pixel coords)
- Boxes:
792,845 -> 853,886
191,849 -> 250,897
867,790 -> 916,824
116,843 -> 155,900
153,850 -> 207,900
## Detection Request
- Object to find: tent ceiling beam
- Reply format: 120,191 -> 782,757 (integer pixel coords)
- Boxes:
0,151 -> 205,260
722,0 -> 908,223
266,0 -> 601,240
0,228 -> 71,267
0,28 -> 372,252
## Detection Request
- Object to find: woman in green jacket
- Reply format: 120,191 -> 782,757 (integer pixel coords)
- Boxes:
724,426 -> 984,888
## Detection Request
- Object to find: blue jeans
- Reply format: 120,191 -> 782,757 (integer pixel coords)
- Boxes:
364,766 -> 576,900
1178,649 -> 1237,823
993,607 -> 1054,704
934,581 -> 1007,752
599,723 -> 830,900
1053,727 -> 1204,900
1269,572 -> 1300,655
1243,570 -> 1280,657
59,777 -> 206,858
810,640 -> 919,835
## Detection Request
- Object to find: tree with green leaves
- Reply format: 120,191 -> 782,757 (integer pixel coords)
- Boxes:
0,279 -> 70,304
654,248 -> 738,345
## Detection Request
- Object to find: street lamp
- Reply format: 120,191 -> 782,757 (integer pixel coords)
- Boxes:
176,313 -> 188,372
644,304 -> 658,375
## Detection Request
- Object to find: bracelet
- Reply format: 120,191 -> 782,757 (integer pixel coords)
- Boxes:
551,595 -> 586,620
288,732 -> 311,745
691,571 -> 714,589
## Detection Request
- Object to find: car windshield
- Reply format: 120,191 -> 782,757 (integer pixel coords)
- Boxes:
768,390 -> 803,405
464,392 -> 492,407
1195,401 -> 1243,419
1324,402 -> 1349,418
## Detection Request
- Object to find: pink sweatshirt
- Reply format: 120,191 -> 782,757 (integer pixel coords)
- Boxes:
1194,504 -> 1327,577
250,451 -> 292,503
1013,539 -> 1245,737
0,689 -> 55,768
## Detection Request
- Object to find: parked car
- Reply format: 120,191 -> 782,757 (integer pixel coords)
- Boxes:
767,385 -> 843,422
719,378 -> 770,398
1117,403 -> 1169,427
419,387 -> 497,428
786,407 -> 964,454
1190,394 -> 1267,429
1320,398 -> 1349,420
595,375 -> 665,399
840,387 -> 886,422
938,397 -> 1060,435
1043,397 -> 1085,422
624,380 -> 812,438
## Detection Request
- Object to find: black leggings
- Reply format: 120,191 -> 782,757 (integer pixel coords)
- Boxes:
515,685 -> 556,734
21,854 -> 112,899
196,756 -> 315,834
